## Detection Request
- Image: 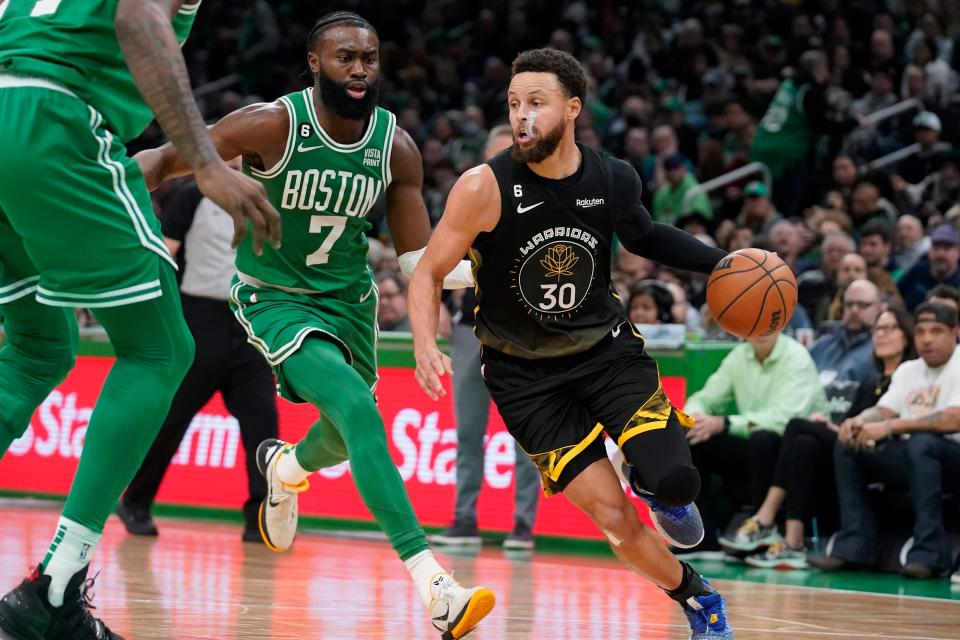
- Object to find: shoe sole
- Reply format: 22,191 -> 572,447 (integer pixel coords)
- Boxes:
502,540 -> 534,550
652,517 -> 705,550
718,534 -> 782,553
744,559 -> 808,570
444,588 -> 496,640
0,614 -> 44,640
430,535 -> 482,546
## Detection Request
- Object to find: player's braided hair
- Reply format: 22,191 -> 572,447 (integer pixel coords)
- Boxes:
306,11 -> 377,50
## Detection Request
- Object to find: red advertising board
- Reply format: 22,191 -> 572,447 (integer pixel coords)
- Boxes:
0,356 -> 687,539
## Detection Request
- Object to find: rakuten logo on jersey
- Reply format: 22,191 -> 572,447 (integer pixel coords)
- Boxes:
8,392 -> 240,469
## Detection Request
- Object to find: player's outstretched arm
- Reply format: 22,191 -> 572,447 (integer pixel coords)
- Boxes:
386,128 -> 475,289
136,102 -> 289,190
409,166 -> 499,399
116,0 -> 280,254
608,159 -> 727,274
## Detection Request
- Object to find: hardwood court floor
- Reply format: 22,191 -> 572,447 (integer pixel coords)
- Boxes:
1,502 -> 958,639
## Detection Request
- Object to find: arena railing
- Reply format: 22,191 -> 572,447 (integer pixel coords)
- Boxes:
682,161 -> 772,213
855,97 -> 924,172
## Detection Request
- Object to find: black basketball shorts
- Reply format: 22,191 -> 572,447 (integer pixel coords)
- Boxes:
480,321 -> 693,496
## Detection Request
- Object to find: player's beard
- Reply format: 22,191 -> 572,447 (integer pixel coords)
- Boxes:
316,69 -> 380,120
511,119 -> 565,164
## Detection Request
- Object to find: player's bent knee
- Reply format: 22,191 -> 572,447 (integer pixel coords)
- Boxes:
590,499 -> 641,543
655,465 -> 701,507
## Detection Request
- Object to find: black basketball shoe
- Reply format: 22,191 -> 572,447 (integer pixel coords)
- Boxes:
0,565 -> 123,640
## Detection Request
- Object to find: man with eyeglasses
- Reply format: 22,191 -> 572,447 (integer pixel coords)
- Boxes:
811,302 -> 960,580
808,280 -> 883,415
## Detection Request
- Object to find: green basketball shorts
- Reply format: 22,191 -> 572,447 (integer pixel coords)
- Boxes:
229,275 -> 379,403
0,76 -> 175,308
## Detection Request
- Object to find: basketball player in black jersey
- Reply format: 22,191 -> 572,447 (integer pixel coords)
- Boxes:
409,48 -> 734,639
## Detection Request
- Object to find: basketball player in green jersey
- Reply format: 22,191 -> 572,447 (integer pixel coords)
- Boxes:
0,2 -> 281,639
136,12 -> 494,639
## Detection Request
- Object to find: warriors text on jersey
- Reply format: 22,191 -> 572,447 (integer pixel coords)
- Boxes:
471,143 -> 652,359
237,87 -> 397,294
0,0 -> 200,142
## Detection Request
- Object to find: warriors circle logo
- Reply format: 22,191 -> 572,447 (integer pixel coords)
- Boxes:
515,240 -> 595,318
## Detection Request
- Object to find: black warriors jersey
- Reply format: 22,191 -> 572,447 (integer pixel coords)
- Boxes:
471,143 -> 645,359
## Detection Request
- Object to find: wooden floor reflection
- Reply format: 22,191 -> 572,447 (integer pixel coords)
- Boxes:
1,503 -> 958,639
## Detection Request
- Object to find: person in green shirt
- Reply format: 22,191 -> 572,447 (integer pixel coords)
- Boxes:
681,331 -> 827,553
652,152 -> 712,225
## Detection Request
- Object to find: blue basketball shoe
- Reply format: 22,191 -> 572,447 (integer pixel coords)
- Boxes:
668,563 -> 734,640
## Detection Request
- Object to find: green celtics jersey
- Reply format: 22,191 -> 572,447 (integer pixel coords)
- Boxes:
750,78 -> 811,178
236,87 -> 397,294
0,0 -> 200,142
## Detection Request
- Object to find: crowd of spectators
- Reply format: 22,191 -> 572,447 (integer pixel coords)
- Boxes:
136,1 -> 960,339
127,2 -> 960,579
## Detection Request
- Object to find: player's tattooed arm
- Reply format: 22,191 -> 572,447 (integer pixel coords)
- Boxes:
385,128 -> 432,255
118,1 -> 282,254
116,0 -> 217,170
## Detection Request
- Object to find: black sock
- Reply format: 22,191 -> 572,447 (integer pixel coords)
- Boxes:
665,562 -> 714,604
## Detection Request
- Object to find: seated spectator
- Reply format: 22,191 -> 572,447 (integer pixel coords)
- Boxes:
683,330 -> 827,553
858,220 -> 897,276
827,253 -> 868,321
652,152 -> 711,225
811,303 -> 960,579
665,281 -> 702,333
898,224 -> 960,310
736,181 -> 782,238
926,284 -> 960,311
894,214 -> 930,275
858,220 -> 903,304
852,65 -> 898,119
914,153 -> 960,221
832,155 -> 860,198
628,281 -> 674,325
768,220 -> 808,274
724,306 -> 915,569
798,232 -> 855,326
850,181 -> 898,229
812,280 -> 883,390
378,274 -> 410,332
898,111 -> 953,186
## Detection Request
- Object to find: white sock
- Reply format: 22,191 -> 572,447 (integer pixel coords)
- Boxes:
403,550 -> 448,608
41,517 -> 101,607
276,445 -> 311,485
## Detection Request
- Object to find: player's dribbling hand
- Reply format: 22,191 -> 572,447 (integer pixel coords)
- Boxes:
195,160 -> 282,255
414,345 -> 453,401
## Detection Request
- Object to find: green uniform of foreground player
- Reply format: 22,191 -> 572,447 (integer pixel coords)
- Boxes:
136,12 -> 494,640
0,1 -> 280,638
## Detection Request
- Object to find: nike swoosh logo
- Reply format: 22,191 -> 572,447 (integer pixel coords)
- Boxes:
297,143 -> 325,152
516,201 -> 544,214
359,283 -> 375,303
269,497 -> 283,507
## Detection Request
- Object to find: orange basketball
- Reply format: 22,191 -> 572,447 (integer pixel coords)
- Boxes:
706,248 -> 798,339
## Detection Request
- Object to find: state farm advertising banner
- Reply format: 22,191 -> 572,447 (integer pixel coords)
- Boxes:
0,356 -> 687,539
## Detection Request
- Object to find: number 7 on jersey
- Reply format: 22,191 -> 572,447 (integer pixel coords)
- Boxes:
306,215 -> 346,266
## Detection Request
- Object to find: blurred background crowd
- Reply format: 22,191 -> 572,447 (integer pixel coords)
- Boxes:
124,0 -> 960,340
